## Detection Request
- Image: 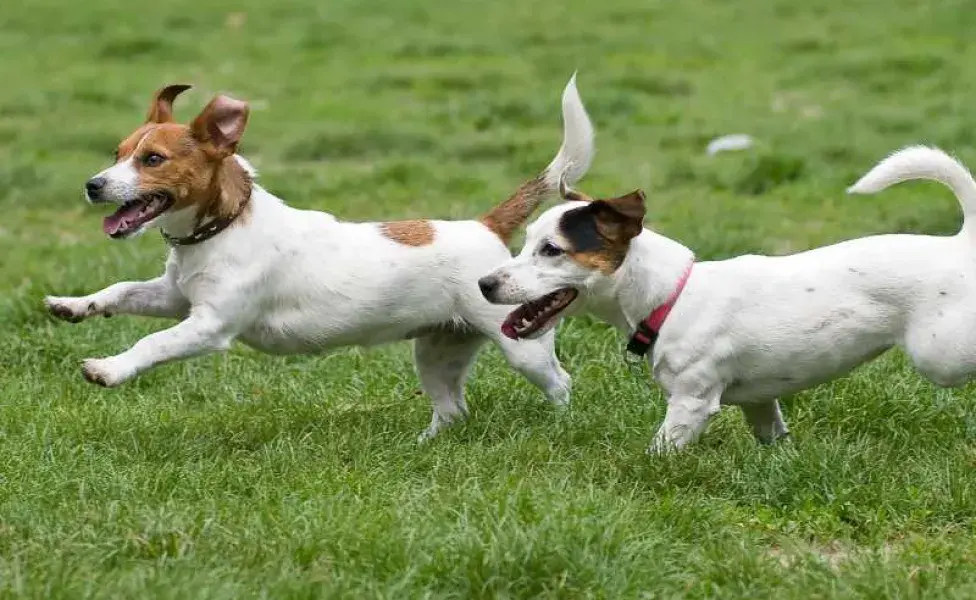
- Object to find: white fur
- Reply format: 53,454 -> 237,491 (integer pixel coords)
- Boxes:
47,76 -> 595,441
89,157 -> 139,203
542,73 -> 593,189
483,146 -> 976,452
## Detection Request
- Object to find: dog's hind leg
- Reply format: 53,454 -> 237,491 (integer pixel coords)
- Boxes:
739,400 -> 790,444
494,331 -> 571,408
414,332 -> 487,443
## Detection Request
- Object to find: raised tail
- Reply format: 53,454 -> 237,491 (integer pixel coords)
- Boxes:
848,145 -> 976,233
481,73 -> 595,243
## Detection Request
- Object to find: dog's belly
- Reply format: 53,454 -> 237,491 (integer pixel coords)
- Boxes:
719,341 -> 893,405
238,321 -> 426,355
237,325 -> 342,355
232,268 -> 464,354
237,308 -> 467,355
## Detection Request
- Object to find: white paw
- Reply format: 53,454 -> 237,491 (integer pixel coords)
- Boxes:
81,358 -> 131,388
547,387 -> 571,409
416,410 -> 467,444
417,420 -> 453,444
417,428 -> 438,444
646,437 -> 677,456
45,296 -> 95,323
550,397 -> 571,411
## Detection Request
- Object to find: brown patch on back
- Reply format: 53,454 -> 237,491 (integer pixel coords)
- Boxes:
558,189 -> 647,274
481,176 -> 551,244
380,220 -> 436,246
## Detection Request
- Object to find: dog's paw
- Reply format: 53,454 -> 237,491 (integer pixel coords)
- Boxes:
417,411 -> 467,444
81,358 -> 129,388
645,438 -> 678,456
417,429 -> 437,445
45,296 -> 95,323
550,397 -> 571,411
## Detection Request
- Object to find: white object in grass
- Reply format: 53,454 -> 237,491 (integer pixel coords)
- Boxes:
706,134 -> 754,155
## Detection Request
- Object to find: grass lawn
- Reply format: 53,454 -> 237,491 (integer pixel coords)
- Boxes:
3,0 -> 976,596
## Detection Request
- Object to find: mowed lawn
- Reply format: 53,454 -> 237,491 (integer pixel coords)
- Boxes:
2,0 -> 976,596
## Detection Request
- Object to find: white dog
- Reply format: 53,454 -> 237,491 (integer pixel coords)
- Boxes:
479,145 -> 976,452
45,76 -> 595,441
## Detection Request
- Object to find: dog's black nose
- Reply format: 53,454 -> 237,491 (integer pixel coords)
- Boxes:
478,276 -> 499,300
85,177 -> 106,199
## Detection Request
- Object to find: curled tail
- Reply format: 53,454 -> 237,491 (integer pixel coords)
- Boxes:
848,145 -> 976,234
481,73 -> 595,243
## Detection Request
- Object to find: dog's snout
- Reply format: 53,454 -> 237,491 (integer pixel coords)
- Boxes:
478,276 -> 499,300
85,177 -> 107,200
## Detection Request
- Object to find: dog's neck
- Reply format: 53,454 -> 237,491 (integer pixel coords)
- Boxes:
590,229 -> 695,332
157,155 -> 254,240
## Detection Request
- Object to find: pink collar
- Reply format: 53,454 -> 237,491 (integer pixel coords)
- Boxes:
626,261 -> 694,356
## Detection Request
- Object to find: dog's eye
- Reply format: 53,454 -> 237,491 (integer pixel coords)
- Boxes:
143,153 -> 166,167
113,149 -> 121,162
538,242 -> 564,257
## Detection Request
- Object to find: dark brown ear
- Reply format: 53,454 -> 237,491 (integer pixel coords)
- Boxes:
190,95 -> 250,157
558,174 -> 593,202
146,84 -> 192,123
590,189 -> 646,242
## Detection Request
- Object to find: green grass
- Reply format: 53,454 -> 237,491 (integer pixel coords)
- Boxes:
2,0 -> 976,596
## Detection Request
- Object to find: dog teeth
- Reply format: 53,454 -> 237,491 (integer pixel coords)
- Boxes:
508,290 -> 575,338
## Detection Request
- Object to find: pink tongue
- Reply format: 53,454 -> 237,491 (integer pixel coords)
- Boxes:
501,308 -> 527,340
102,204 -> 141,235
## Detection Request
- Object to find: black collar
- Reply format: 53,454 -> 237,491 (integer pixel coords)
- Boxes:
161,198 -> 250,247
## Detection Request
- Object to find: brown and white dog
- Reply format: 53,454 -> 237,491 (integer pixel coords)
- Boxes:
45,76 -> 595,441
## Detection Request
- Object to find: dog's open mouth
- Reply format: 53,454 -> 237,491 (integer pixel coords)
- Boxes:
102,192 -> 174,238
501,288 -> 578,340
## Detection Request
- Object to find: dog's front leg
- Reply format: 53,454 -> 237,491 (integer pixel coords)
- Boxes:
46,274 -> 188,322
648,393 -> 721,454
81,310 -> 233,387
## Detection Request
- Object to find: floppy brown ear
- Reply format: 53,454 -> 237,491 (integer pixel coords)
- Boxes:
558,174 -> 594,202
146,84 -> 192,123
190,94 -> 250,158
590,189 -> 646,242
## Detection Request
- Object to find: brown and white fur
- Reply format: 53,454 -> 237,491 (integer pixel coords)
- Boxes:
45,76 -> 595,441
480,146 -> 976,452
